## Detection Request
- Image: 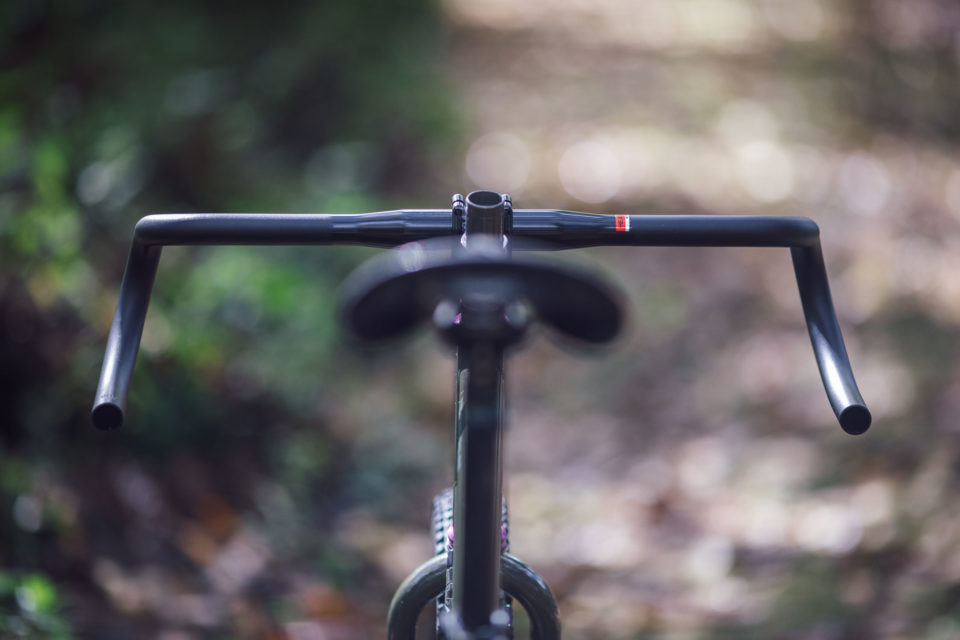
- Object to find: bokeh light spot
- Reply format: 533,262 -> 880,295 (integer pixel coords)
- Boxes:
839,153 -> 891,215
465,132 -> 531,192
736,140 -> 795,202
558,139 -> 621,203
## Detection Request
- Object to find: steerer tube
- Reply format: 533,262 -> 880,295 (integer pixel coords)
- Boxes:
464,190 -> 506,237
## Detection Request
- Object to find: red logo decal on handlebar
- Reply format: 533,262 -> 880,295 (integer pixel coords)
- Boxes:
615,215 -> 629,232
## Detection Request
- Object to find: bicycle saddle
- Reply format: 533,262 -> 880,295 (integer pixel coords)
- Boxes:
338,238 -> 624,345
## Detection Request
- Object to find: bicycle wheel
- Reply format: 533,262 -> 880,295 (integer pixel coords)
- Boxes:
432,488 -> 513,639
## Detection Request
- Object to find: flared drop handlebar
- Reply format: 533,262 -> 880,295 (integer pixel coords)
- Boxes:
91,204 -> 870,435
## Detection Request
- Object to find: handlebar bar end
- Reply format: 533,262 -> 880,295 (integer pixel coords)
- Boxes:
839,404 -> 871,435
92,402 -> 124,431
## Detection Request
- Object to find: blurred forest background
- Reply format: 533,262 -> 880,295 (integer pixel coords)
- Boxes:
2,0 -> 960,638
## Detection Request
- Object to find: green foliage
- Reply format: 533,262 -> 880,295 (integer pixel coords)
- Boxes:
761,560 -> 852,634
0,573 -> 73,640
2,0 -> 455,636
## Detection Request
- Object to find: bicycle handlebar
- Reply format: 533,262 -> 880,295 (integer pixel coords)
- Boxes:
92,210 -> 871,435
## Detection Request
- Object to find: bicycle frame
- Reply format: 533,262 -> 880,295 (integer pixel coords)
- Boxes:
92,193 -> 872,638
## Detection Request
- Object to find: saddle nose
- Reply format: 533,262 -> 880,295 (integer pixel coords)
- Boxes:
338,239 -> 625,345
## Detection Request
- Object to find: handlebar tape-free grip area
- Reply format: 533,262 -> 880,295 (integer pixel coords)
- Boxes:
90,211 -> 453,430
513,213 -> 871,434
791,244 -> 870,434
91,241 -> 161,430
91,211 -> 870,434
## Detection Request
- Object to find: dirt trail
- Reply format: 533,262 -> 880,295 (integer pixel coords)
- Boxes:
434,1 -> 960,636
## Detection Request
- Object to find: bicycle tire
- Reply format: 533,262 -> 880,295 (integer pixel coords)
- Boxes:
433,488 -> 513,638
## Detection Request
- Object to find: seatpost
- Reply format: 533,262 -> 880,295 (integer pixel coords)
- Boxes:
447,191 -> 511,635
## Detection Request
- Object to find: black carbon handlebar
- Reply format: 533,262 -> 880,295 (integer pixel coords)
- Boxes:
92,210 -> 871,435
